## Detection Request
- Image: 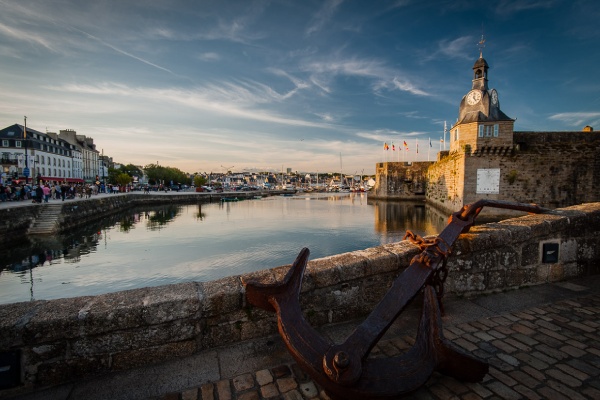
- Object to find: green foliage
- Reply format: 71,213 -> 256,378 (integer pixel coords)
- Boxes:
116,173 -> 132,186
144,163 -> 189,186
194,174 -> 207,187
507,170 -> 518,185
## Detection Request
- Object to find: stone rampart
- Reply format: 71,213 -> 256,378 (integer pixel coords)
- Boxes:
370,161 -> 432,200
425,131 -> 600,216
0,202 -> 598,396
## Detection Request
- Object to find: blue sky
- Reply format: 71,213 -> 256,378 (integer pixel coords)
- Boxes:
1,0 -> 598,175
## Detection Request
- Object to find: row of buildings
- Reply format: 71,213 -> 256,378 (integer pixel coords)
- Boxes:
0,124 -> 110,186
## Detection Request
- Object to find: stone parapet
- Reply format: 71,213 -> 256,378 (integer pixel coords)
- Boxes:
0,202 -> 598,397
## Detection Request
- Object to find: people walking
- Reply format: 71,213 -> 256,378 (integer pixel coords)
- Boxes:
35,185 -> 43,203
42,184 -> 51,203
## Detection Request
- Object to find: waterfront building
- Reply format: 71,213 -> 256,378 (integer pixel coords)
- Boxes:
59,129 -> 100,184
0,124 -> 84,185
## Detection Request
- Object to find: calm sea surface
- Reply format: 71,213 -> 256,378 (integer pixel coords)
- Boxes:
0,193 -> 450,304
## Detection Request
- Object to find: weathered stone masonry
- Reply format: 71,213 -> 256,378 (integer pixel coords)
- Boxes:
0,202 -> 598,397
426,131 -> 600,217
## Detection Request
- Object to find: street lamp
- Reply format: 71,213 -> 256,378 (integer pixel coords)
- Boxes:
23,116 -> 29,185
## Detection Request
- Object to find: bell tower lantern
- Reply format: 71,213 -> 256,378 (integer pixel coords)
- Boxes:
450,37 -> 515,156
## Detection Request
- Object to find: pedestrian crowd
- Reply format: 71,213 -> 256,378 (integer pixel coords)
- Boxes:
0,181 -> 125,203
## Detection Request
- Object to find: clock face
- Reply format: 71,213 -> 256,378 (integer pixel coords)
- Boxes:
466,90 -> 482,105
491,89 -> 498,105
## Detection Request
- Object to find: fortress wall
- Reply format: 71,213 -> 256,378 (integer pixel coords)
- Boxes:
425,152 -> 466,214
1,202 -> 599,396
370,162 -> 432,200
425,131 -> 600,217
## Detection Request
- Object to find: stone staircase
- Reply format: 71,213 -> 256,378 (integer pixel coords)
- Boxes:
28,203 -> 63,235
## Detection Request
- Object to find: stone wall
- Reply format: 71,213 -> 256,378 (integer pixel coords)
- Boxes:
0,206 -> 40,246
370,162 -> 433,200
425,131 -> 600,217
0,192 -> 281,245
1,202 -> 599,397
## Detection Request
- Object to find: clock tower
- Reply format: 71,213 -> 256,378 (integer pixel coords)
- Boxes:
450,46 -> 515,156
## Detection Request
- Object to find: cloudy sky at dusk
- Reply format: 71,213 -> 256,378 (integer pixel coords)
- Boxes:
1,0 -> 598,175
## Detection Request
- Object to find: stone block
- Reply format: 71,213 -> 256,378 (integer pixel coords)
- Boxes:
71,319 -> 197,355
111,339 -> 196,370
199,276 -> 243,316
139,282 -> 201,325
304,257 -> 341,288
354,246 -> 398,275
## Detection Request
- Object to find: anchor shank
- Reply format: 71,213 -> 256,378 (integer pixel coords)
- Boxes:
323,214 -> 471,384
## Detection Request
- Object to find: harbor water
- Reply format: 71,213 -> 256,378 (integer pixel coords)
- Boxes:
0,193 -> 449,304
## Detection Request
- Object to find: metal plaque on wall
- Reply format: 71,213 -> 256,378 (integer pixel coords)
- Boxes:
476,168 -> 500,194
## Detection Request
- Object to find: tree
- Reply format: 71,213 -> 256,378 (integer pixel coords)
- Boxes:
194,175 -> 207,187
116,173 -> 132,189
144,163 -> 189,186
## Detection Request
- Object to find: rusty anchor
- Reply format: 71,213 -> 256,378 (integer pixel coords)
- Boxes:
243,200 -> 556,399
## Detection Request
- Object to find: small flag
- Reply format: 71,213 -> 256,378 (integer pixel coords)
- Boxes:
392,143 -> 395,151
416,143 -> 419,154
429,138 -> 432,147
440,138 -> 444,143
403,141 -> 408,147
384,142 -> 389,150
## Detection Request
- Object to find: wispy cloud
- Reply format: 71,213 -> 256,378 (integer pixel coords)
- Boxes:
0,24 -> 57,52
197,52 -> 221,62
549,112 -> 600,127
70,27 -> 177,75
306,0 -> 344,36
431,36 -> 475,61
49,81 -> 334,129
494,0 -> 559,15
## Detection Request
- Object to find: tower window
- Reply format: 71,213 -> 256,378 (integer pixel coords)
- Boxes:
455,128 -> 459,141
494,124 -> 499,137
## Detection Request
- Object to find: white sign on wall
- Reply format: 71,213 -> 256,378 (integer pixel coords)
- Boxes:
476,168 -> 500,194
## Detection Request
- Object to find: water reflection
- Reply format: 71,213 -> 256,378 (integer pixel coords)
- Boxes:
370,199 -> 448,240
0,195 -> 450,304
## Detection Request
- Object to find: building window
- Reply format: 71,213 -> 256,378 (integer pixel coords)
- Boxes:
494,124 -> 499,137
485,126 -> 492,137
454,128 -> 459,141
478,125 -> 484,137
16,140 -> 22,148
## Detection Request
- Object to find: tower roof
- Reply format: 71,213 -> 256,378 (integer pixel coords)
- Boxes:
473,56 -> 488,69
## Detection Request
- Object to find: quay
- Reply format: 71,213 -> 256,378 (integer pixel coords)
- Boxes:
0,195 -> 598,400
0,189 -> 291,243
4,275 -> 600,400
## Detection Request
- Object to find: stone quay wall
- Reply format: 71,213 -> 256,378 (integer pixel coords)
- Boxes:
0,202 -> 599,397
370,161 -> 433,200
0,191 -> 280,245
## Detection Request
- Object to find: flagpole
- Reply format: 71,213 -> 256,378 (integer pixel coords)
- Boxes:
415,138 -> 418,162
428,137 -> 431,161
444,121 -> 447,151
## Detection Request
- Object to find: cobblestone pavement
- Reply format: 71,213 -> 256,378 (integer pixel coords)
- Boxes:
157,278 -> 600,400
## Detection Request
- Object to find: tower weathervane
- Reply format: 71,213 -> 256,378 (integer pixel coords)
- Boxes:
478,25 -> 486,58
